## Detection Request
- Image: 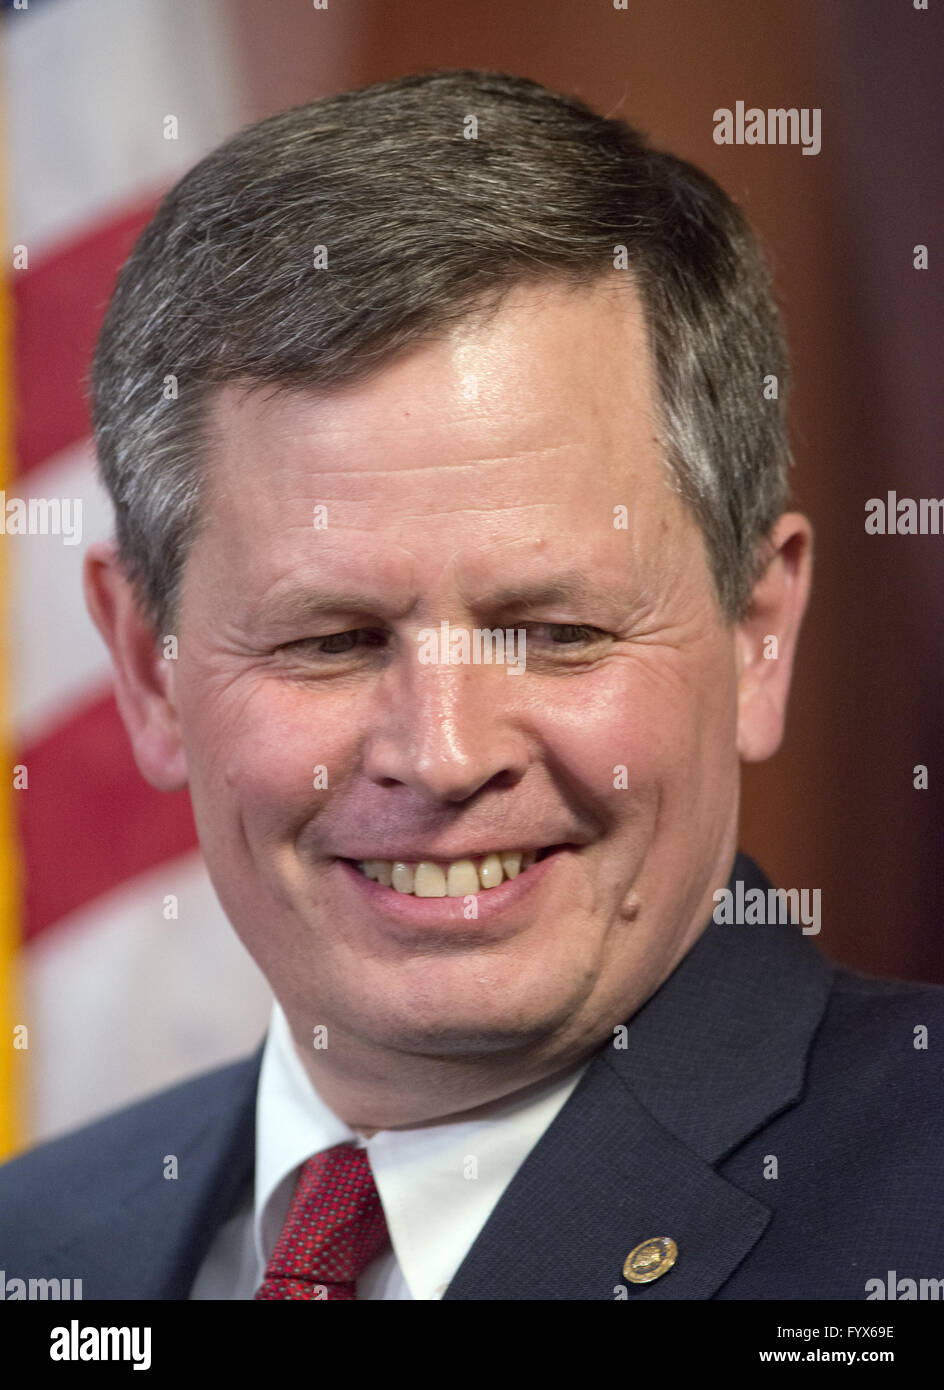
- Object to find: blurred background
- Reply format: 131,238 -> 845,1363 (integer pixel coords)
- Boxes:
1,0 -> 941,1158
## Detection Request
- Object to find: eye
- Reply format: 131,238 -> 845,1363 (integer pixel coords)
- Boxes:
281,629 -> 386,657
528,623 -> 606,645
276,623 -> 608,666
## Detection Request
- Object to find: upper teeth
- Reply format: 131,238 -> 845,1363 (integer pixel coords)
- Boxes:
356,850 -> 539,896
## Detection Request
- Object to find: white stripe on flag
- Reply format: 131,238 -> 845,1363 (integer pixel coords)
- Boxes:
24,848 -> 272,1143
3,0 -> 244,258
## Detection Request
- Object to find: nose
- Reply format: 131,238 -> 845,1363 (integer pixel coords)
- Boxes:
361,639 -> 530,801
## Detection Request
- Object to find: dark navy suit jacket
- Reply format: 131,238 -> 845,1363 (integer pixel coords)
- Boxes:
2,852 -> 942,1300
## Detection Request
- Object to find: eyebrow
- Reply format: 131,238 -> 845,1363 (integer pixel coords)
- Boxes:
252,589 -> 408,628
251,572 -> 617,629
476,576 -> 612,612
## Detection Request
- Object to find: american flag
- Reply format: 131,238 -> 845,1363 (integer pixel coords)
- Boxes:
0,0 -> 272,1160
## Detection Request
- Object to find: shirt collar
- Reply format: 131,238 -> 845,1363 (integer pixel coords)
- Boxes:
254,999 -> 591,1299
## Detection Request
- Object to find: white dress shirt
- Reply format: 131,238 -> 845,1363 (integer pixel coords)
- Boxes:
190,1000 -> 591,1300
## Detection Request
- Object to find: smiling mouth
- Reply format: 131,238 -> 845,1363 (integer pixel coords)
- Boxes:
342,846 -> 564,897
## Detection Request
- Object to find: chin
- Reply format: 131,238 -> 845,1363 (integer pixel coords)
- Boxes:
359,1001 -> 568,1059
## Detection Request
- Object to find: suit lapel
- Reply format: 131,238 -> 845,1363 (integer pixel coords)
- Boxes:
51,1046 -> 263,1299
442,1054 -> 771,1300
444,853 -> 834,1300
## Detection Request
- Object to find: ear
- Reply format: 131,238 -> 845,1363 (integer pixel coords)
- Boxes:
83,541 -> 188,791
735,512 -> 813,763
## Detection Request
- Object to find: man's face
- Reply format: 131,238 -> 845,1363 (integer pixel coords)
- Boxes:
160,280 -> 747,1075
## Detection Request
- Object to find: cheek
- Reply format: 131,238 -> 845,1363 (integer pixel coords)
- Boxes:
179,677 -> 354,838
531,653 -> 734,815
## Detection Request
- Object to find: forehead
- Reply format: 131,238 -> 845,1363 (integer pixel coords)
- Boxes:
193,279 -> 697,615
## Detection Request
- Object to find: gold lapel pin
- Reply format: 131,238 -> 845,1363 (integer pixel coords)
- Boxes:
623,1236 -> 678,1284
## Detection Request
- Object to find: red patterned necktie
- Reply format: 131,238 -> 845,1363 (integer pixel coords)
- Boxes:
254,1143 -> 391,1300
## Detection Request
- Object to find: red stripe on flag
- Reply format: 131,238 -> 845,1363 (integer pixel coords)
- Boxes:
16,689 -> 198,939
12,198 -> 160,476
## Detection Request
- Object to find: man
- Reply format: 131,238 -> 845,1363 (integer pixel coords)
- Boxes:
1,69 -> 941,1302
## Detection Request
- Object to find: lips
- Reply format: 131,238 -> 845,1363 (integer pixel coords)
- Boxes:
334,843 -> 572,935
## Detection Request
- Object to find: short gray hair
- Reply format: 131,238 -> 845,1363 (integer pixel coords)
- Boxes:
89,69 -> 792,631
